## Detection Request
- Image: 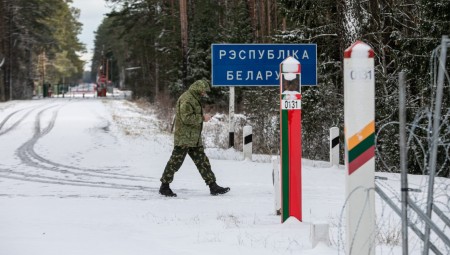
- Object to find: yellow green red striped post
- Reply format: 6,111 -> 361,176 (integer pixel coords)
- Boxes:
344,41 -> 376,255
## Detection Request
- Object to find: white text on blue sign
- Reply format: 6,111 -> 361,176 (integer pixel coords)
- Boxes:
211,44 -> 317,87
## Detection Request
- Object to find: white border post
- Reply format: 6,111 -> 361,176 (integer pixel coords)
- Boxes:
243,125 -> 252,160
229,87 -> 235,148
344,41 -> 376,255
330,127 -> 339,166
272,156 -> 281,215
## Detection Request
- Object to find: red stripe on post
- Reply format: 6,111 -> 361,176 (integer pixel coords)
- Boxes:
348,145 -> 375,175
288,109 -> 302,221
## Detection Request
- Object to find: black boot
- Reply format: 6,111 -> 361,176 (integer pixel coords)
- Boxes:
209,182 -> 230,196
159,183 -> 177,197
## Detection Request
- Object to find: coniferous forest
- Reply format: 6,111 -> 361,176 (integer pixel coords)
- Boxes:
0,0 -> 85,99
0,0 -> 449,176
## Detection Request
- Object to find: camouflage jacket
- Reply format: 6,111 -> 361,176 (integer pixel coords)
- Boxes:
174,80 -> 210,147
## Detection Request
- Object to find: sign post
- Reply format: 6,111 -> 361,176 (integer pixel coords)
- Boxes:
344,41 -> 376,255
280,56 -> 302,222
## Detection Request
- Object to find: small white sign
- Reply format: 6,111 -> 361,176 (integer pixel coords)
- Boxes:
282,100 -> 301,110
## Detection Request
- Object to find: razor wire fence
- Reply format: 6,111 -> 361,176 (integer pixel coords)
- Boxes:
338,36 -> 450,255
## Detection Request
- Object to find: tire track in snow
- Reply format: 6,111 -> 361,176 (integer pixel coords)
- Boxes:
11,103 -> 155,191
0,169 -> 153,191
20,104 -> 152,181
0,102 -> 51,136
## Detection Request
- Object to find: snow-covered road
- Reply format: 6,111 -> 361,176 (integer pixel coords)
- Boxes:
0,98 -> 337,255
0,97 -> 445,255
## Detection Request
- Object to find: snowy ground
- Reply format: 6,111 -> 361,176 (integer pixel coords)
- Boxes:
0,96 -> 448,255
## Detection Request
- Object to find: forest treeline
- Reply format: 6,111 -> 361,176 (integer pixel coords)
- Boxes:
0,0 -> 84,100
1,0 -> 449,176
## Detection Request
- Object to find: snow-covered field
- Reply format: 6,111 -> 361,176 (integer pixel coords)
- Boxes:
0,97 -> 448,255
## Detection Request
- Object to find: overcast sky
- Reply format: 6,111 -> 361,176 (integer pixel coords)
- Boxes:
70,0 -> 112,71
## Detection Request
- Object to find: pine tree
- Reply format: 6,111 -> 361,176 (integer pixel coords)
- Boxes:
100,0 -> 181,102
275,0 -> 343,160
0,0 -> 84,100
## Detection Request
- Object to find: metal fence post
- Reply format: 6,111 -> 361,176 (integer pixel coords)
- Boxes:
424,35 -> 448,255
399,71 -> 409,255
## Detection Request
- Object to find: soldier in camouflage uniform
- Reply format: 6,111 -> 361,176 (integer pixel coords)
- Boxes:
159,80 -> 230,197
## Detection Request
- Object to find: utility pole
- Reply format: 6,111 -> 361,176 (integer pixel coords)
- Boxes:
179,0 -> 188,87
248,0 -> 257,39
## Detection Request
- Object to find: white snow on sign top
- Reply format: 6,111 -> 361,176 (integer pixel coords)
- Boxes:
350,42 -> 372,58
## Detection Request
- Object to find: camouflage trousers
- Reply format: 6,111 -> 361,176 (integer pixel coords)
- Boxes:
160,146 -> 216,185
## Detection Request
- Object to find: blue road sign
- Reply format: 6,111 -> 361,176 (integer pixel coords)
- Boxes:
211,44 -> 317,86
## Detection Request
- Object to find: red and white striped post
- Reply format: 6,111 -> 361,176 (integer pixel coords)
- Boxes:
280,56 -> 302,222
344,41 -> 376,255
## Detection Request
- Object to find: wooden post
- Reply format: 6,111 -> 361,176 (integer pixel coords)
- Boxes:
179,0 -> 188,86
